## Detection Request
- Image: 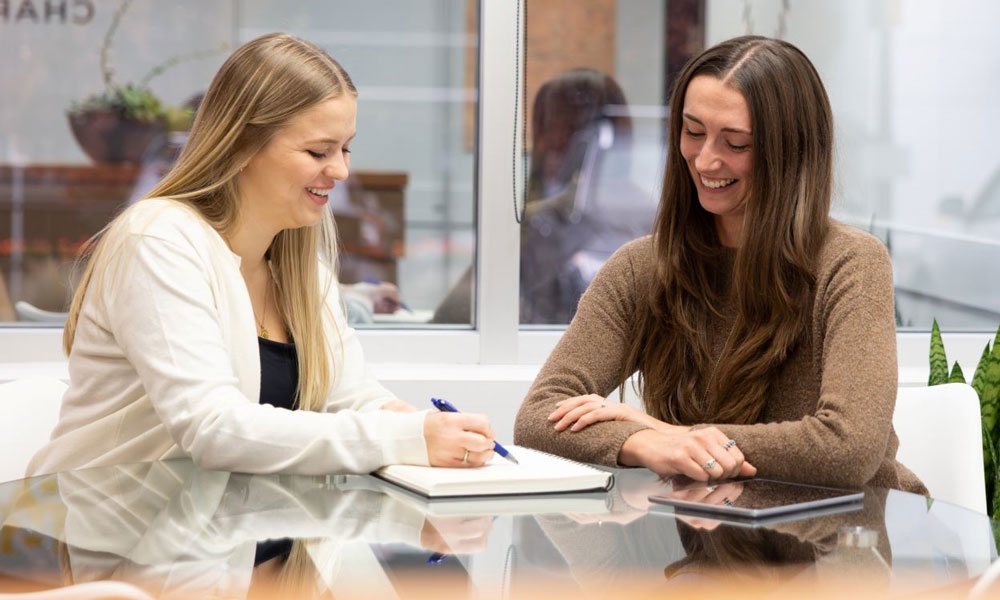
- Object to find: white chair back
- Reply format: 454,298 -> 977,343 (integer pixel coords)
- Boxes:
0,377 -> 66,483
13,301 -> 68,324
893,383 -> 987,514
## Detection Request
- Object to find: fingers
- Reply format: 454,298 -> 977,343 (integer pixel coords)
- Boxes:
548,395 -> 603,422
463,447 -> 495,467
454,413 -> 495,439
425,411 -> 497,468
701,482 -> 743,505
676,456 -> 713,481
692,428 -> 747,480
421,516 -> 493,554
553,403 -> 602,431
458,431 -> 495,453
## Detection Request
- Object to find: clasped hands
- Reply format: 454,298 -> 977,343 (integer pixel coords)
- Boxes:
547,394 -> 756,481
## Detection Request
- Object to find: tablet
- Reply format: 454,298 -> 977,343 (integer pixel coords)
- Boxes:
648,478 -> 864,519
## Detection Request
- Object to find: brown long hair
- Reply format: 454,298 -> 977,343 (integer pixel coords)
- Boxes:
64,33 -> 356,412
622,36 -> 833,425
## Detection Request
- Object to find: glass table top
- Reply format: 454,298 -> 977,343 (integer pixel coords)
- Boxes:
0,461 -> 995,599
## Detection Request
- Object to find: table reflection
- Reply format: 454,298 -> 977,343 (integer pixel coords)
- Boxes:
0,461 -> 995,599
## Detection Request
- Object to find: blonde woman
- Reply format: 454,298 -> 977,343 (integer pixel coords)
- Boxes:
28,33 -> 495,477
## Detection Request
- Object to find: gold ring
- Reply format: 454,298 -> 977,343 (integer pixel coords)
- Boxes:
462,449 -> 470,464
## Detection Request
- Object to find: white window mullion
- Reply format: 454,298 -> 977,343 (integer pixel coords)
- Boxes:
475,0 -> 522,364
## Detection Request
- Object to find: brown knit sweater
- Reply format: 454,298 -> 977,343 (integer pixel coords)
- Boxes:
514,221 -> 927,493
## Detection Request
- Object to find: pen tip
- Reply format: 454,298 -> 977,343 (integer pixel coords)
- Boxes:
507,455 -> 520,465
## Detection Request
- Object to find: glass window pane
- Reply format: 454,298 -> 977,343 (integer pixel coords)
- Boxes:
0,0 -> 478,328
519,0 -> 1000,332
518,0 -> 693,326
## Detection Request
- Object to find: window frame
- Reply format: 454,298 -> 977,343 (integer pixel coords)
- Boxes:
0,0 -> 994,381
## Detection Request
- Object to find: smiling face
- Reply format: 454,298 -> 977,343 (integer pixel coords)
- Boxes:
238,94 -> 357,233
678,74 -> 753,246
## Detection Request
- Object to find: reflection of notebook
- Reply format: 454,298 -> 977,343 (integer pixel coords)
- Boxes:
373,446 -> 613,498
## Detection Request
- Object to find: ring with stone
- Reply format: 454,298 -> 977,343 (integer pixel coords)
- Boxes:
723,439 -> 737,451
702,458 -> 717,471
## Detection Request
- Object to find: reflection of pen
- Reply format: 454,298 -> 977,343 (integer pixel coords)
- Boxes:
362,275 -> 412,312
431,398 -> 520,465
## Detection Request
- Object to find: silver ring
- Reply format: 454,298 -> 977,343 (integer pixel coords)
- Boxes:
723,439 -> 737,451
722,497 -> 734,507
702,458 -> 717,471
600,400 -> 606,408
462,449 -> 470,464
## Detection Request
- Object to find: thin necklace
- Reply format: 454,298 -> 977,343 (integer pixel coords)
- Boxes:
253,270 -> 272,340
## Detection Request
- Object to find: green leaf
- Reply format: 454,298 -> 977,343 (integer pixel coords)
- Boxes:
986,352 -> 1000,444
986,425 -> 997,516
948,361 -> 966,384
928,319 -> 949,386
992,435 -> 1000,518
973,342 -> 992,400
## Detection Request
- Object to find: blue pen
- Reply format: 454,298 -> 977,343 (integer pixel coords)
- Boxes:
362,275 -> 412,312
426,552 -> 447,565
431,398 -> 520,465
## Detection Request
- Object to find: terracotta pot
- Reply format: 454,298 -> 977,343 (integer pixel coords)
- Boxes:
67,109 -> 166,164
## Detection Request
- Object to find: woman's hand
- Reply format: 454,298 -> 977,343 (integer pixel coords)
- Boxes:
424,412 -> 495,467
618,427 -> 756,481
548,394 -> 678,434
353,281 -> 404,314
380,399 -> 418,412
670,481 -> 745,531
420,515 -> 494,554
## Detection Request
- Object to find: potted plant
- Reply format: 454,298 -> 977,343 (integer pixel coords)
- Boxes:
67,0 -> 222,164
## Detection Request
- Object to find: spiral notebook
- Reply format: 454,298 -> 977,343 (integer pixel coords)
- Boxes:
373,445 -> 614,498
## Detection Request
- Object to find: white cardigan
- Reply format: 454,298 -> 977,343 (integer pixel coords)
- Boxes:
27,199 -> 429,477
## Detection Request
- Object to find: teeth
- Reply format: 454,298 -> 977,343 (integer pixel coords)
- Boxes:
306,187 -> 330,196
700,176 -> 736,189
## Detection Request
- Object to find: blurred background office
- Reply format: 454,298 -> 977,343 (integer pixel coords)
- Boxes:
1,0 -> 997,341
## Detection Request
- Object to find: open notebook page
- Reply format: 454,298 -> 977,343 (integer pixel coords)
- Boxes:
373,445 -> 613,498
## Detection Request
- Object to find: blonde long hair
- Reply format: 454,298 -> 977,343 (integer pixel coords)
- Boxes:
621,36 -> 833,425
64,33 -> 357,412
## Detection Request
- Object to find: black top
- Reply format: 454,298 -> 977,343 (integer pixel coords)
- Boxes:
255,337 -> 298,564
258,337 -> 298,411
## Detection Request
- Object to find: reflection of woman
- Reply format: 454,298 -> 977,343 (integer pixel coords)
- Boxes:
515,36 -> 925,492
431,68 -> 656,325
520,68 -> 656,324
45,462 -> 489,599
531,480 -> 891,595
28,33 -> 495,478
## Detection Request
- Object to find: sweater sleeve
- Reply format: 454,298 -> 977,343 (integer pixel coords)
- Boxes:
513,240 -> 651,466
108,232 -> 428,474
707,236 -> 898,488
